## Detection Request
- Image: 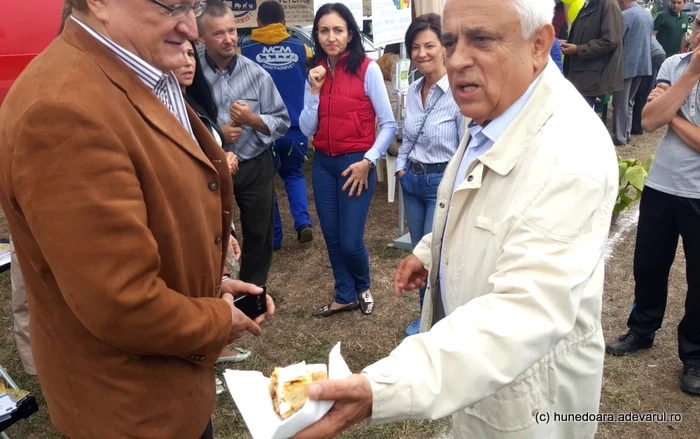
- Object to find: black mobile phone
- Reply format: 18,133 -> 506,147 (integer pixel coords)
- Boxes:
233,286 -> 267,320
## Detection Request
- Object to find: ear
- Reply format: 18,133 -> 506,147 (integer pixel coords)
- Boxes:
348,30 -> 353,43
85,0 -> 109,22
532,24 -> 555,71
257,18 -> 263,27
282,18 -> 287,26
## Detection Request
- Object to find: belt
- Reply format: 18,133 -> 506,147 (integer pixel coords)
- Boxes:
408,160 -> 448,175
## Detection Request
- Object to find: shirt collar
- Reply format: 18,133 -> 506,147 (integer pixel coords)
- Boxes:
469,71 -> 543,145
70,16 -> 167,91
205,52 -> 237,75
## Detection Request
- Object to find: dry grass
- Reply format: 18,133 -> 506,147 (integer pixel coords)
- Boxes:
0,109 -> 698,438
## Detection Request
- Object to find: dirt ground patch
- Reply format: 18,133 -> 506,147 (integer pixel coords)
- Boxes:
0,114 -> 697,438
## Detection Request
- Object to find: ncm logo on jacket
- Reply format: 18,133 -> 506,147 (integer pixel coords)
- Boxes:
241,35 -> 307,126
256,46 -> 299,70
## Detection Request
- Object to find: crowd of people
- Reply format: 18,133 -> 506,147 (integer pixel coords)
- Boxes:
0,0 -> 698,438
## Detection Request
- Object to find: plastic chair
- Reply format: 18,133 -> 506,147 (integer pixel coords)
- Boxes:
386,155 -> 398,202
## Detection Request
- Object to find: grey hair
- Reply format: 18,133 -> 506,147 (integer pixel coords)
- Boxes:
510,0 -> 555,39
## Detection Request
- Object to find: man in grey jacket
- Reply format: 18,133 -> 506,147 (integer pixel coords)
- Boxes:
612,0 -> 654,145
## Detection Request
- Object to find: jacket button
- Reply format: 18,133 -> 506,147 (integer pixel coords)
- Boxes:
381,369 -> 392,377
439,202 -> 445,208
208,181 -> 219,191
467,175 -> 474,182
215,234 -> 223,245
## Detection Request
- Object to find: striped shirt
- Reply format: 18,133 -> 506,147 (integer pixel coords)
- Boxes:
199,48 -> 290,160
71,16 -> 194,139
396,74 -> 463,172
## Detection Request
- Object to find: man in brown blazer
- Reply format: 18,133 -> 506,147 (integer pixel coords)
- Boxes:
0,1 -> 274,438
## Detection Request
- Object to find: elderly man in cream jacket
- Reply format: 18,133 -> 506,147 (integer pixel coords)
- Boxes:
293,0 -> 619,438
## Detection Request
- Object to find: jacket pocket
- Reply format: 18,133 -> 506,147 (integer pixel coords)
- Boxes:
463,360 -> 551,432
474,215 -> 500,235
350,111 -> 364,139
572,55 -> 605,72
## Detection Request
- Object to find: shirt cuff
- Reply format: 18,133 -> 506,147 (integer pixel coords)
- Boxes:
361,356 -> 414,425
256,114 -> 279,144
364,148 -> 382,165
396,157 -> 407,173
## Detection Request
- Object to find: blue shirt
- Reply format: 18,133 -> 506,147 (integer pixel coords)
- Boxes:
299,61 -> 397,165
550,38 -> 564,73
440,73 -> 543,312
397,74 -> 463,172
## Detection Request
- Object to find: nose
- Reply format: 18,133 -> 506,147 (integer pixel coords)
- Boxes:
418,47 -> 428,59
445,40 -> 475,73
177,9 -> 198,40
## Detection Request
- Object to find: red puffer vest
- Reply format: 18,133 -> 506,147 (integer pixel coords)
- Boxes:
313,54 -> 376,156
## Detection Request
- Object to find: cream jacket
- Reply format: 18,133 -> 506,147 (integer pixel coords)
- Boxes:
362,62 -> 618,439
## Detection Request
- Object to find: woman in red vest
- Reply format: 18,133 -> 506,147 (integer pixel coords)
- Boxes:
300,3 -> 397,317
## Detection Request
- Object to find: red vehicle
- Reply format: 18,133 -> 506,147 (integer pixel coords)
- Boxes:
0,1 -> 63,104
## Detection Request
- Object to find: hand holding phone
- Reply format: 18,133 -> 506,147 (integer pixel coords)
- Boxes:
220,281 -> 275,342
234,286 -> 268,320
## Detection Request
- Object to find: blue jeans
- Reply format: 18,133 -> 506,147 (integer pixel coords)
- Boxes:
400,168 -> 444,309
312,150 -> 376,304
273,128 -> 312,248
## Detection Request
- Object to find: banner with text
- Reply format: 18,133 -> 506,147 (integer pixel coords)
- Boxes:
225,0 -> 314,28
371,0 -> 411,47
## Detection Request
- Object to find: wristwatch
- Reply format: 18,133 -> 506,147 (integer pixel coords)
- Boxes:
363,158 -> 375,168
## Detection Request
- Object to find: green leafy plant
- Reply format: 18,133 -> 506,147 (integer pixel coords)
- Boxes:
615,155 -> 653,215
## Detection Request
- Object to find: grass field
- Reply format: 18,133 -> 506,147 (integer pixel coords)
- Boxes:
0,120 -> 698,438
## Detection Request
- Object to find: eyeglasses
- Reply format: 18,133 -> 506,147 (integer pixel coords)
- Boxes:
147,0 -> 208,19
692,19 -> 700,33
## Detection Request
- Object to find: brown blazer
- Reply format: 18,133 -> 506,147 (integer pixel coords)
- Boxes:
0,20 -> 234,438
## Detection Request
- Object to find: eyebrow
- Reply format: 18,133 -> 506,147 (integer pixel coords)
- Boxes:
442,26 -> 503,42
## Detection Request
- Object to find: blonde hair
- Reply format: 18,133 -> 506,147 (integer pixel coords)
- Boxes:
375,53 -> 399,82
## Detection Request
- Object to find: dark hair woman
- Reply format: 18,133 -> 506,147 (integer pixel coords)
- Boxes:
397,14 -> 462,336
173,41 -> 249,367
174,41 -> 224,147
300,3 -> 397,317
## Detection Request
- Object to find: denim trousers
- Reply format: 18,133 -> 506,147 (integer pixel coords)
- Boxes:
312,150 -> 376,304
400,167 -> 444,309
272,127 -> 312,247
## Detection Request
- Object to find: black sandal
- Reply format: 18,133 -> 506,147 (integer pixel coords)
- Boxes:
358,291 -> 374,315
312,301 -> 359,318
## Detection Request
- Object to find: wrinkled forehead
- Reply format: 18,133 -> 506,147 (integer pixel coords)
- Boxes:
442,0 -> 522,39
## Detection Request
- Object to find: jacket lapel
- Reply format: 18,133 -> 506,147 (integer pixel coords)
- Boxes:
426,62 -> 563,328
478,62 -> 561,177
61,20 -> 214,172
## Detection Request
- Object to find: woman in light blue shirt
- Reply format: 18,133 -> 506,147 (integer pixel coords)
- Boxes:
396,14 -> 462,336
